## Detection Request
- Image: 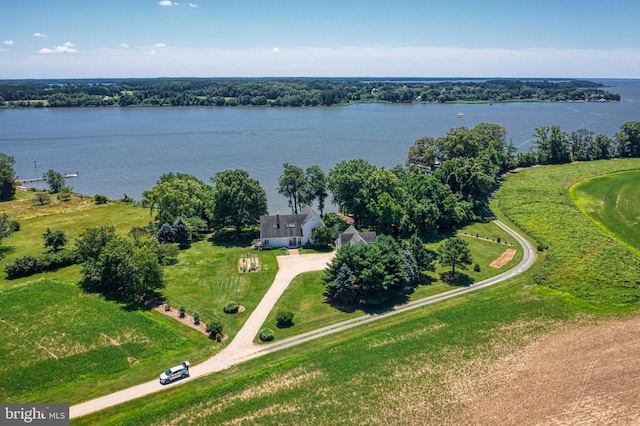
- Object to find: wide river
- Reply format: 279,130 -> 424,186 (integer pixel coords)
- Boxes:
1,79 -> 639,213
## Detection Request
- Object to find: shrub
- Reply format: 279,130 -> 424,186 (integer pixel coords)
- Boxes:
223,302 -> 239,314
276,311 -> 294,328
164,303 -> 171,312
259,328 -> 274,342
179,306 -> 186,318
537,244 -> 545,252
94,194 -> 108,204
207,320 -> 223,336
473,263 -> 481,272
4,256 -> 44,278
497,237 -> 501,243
215,333 -> 222,342
4,251 -> 78,279
193,312 -> 200,324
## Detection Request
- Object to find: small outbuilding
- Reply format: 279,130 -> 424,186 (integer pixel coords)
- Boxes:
334,225 -> 377,250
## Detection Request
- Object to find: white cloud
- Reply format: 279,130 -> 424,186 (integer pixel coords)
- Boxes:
120,43 -> 130,48
153,43 -> 167,48
33,32 -> 47,38
189,3 -> 198,7
38,42 -> 77,54
158,0 -> 172,6
3,40 -> 14,46
272,47 -> 280,53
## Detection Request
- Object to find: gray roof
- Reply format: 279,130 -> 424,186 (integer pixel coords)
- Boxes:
260,206 -> 323,239
335,225 -> 376,247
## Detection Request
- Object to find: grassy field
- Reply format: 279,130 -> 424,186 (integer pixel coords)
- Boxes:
0,193 -> 221,404
494,159 -> 640,310
0,281 -> 212,403
570,169 -> 640,257
260,222 -> 522,341
74,158 -> 640,425
0,193 -> 150,289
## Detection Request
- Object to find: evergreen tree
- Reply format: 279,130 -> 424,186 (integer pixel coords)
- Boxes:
173,217 -> 192,249
156,223 -> 176,244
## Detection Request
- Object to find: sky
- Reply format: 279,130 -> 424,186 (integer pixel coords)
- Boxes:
1,0 -> 640,79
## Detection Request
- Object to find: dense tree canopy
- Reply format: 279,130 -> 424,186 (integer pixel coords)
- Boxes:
81,236 -> 165,298
328,159 -> 376,228
210,169 -> 268,236
532,126 -> 572,165
142,173 -> 211,226
615,121 -> 640,158
0,79 -> 619,108
323,235 -> 415,306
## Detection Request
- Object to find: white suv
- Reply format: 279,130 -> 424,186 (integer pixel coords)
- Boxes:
159,361 -> 190,384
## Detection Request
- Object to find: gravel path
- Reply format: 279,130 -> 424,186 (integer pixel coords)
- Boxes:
70,220 -> 534,419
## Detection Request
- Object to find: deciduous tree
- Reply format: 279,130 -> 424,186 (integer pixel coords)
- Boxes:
278,163 -> 306,214
437,236 -> 472,276
0,153 -> 16,201
43,228 -> 67,252
328,159 -> 376,228
210,169 -> 268,237
615,121 -> 640,157
43,169 -> 65,193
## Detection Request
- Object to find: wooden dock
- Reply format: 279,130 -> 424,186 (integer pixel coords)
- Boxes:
17,173 -> 78,184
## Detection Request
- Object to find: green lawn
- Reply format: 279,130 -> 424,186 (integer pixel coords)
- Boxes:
162,241 -> 279,339
74,158 -> 640,425
570,169 -> 640,256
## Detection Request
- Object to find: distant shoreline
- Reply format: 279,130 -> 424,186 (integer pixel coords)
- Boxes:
0,78 -> 621,109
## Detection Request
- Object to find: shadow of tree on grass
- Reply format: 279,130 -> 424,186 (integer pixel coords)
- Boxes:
440,272 -> 474,287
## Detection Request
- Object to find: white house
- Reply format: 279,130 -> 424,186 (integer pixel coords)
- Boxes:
259,206 -> 324,248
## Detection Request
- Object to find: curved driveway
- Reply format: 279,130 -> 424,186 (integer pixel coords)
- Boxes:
70,220 -> 534,419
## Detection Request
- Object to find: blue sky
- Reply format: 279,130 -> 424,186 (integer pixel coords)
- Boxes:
1,0 -> 639,78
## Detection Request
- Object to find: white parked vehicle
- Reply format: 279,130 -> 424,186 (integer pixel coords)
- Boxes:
159,361 -> 190,384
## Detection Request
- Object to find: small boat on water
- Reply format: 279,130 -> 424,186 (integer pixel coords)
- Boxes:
457,112 -> 464,118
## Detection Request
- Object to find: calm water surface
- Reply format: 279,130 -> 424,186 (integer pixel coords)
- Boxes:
1,79 -> 639,213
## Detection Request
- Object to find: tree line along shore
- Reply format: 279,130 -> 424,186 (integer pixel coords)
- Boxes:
0,78 -> 620,108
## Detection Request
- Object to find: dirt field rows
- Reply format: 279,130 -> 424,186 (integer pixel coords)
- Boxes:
460,313 -> 640,425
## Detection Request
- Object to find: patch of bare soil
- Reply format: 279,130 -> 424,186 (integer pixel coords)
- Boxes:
490,248 -> 517,268
146,299 -> 228,341
462,313 -> 640,425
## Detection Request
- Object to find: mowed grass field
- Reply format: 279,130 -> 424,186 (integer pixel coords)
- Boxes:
75,158 -> 640,425
570,169 -> 640,256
